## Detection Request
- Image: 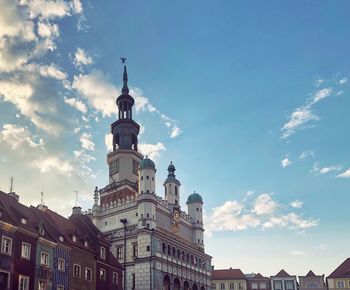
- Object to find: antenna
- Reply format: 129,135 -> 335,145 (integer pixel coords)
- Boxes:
41,192 -> 44,206
10,177 -> 14,193
74,190 -> 78,207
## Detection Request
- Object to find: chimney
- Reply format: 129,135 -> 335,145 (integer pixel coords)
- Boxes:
72,206 -> 82,215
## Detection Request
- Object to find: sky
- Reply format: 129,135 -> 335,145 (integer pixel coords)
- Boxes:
0,0 -> 349,277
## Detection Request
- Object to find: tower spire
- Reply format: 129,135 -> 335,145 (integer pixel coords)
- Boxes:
120,57 -> 129,95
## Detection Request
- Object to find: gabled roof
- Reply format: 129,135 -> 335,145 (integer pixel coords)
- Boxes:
275,270 -> 290,277
328,258 -> 350,278
213,269 -> 247,280
248,273 -> 270,281
306,271 -> 317,277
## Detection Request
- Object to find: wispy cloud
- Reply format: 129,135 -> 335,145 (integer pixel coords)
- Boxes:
290,250 -> 307,256
310,163 -> 342,175
138,142 -> 166,160
281,156 -> 292,168
337,168 -> 350,178
204,193 -> 318,237
299,150 -> 315,160
291,200 -> 303,208
339,78 -> 348,85
281,87 -> 333,139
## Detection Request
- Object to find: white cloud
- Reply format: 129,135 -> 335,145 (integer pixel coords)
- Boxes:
0,124 -> 43,150
310,163 -> 342,175
32,156 -> 73,174
64,97 -> 88,113
170,126 -> 182,138
73,47 -> 93,69
314,79 -> 324,87
339,78 -> 348,85
71,0 -> 83,14
37,20 -> 59,39
290,250 -> 307,256
281,156 -> 292,168
337,168 -> 350,178
21,0 -> 71,19
291,200 -> 303,208
281,87 -> 333,139
299,150 -> 315,160
138,142 -> 166,160
105,133 -> 113,152
281,107 -> 319,139
253,193 -> 278,215
72,70 -> 118,117
132,88 -> 157,113
80,133 -> 95,151
205,193 -> 318,237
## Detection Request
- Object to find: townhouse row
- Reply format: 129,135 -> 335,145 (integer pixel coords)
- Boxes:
212,258 -> 350,290
0,190 -> 123,290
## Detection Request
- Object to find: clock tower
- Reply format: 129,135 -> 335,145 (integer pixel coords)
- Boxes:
101,60 -> 143,206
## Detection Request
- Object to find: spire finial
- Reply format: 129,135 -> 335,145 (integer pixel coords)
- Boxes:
120,57 -> 129,95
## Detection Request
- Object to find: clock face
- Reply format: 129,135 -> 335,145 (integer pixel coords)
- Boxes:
109,159 -> 119,176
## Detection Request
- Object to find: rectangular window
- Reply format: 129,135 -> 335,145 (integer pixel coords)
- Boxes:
57,285 -> 64,290
221,283 -> 225,289
100,268 -> 106,281
117,247 -> 123,259
1,236 -> 12,255
0,271 -> 10,290
18,275 -> 29,290
252,283 -> 258,290
133,243 -> 138,257
260,283 -> 267,289
112,272 -> 118,285
73,264 -> 81,278
274,281 -> 282,290
85,268 -> 92,281
100,246 -> 106,259
285,281 -> 294,290
230,283 -> 235,289
239,283 -> 244,289
40,251 -> 49,266
337,282 -> 345,288
21,242 -> 31,259
58,258 -> 65,271
38,281 -> 47,290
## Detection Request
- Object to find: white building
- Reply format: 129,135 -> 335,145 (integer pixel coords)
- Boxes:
91,62 -> 212,290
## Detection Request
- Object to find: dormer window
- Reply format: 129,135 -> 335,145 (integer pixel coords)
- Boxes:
100,246 -> 106,259
84,240 -> 88,247
39,227 -> 45,236
21,218 -> 27,224
59,236 -> 64,242
72,235 -> 77,242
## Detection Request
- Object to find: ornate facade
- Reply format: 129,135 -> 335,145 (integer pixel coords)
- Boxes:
91,62 -> 212,290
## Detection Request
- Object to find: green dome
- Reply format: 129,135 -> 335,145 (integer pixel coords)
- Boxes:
186,192 -> 203,204
139,157 -> 156,170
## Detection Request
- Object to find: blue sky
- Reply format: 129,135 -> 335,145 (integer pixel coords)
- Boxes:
0,0 -> 349,276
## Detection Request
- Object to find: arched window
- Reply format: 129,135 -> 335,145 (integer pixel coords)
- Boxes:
191,255 -> 194,265
167,245 -> 171,255
182,250 -> 185,261
175,186 -> 178,196
186,253 -> 190,263
165,186 -> 167,195
177,249 -> 181,259
162,242 -> 166,254
172,247 -> 176,257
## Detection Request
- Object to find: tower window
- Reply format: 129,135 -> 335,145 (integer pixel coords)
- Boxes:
175,186 -> 178,196
162,242 -> 166,254
167,245 -> 171,255
152,177 -> 154,181
147,213 -> 149,218
146,190 -> 149,193
146,176 -> 149,180
141,176 -> 143,180
165,187 -> 167,194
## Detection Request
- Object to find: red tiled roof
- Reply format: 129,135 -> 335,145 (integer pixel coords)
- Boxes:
275,270 -> 290,277
213,269 -> 246,280
328,258 -> 350,278
306,271 -> 317,277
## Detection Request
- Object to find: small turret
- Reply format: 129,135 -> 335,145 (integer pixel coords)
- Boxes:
137,157 -> 157,229
187,191 -> 204,249
163,162 -> 181,207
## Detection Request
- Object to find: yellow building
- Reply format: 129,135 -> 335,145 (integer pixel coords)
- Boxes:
327,258 -> 350,290
212,268 -> 247,290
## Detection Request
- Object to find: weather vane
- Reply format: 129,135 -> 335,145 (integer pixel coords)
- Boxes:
120,57 -> 127,64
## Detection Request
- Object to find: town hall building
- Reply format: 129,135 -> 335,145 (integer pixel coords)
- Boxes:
90,62 -> 212,290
